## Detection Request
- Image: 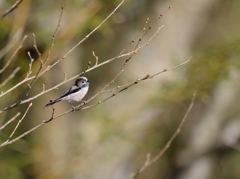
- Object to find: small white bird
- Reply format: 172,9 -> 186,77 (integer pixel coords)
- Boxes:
45,76 -> 89,108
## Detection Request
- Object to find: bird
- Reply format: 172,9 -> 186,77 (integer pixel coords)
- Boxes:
45,76 -> 89,108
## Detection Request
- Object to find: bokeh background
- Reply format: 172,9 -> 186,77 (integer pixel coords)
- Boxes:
0,0 -> 240,179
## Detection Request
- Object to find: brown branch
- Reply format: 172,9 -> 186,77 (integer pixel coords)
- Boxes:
24,0 -> 68,97
92,51 -> 99,66
0,0 -> 24,20
131,90 -> 196,179
26,51 -> 34,78
0,112 -> 21,130
32,33 -> 43,63
0,31 -> 22,60
0,67 -> 20,88
0,35 -> 27,74
2,103 -> 32,145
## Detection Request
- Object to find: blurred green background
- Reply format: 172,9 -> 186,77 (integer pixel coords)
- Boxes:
0,0 -> 240,179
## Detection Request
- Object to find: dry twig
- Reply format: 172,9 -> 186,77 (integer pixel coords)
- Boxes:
2,103 -> 32,145
130,90 -> 196,179
0,0 -> 24,20
0,112 -> 21,130
0,35 -> 27,74
0,67 -> 20,88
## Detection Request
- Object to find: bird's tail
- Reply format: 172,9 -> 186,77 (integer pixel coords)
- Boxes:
45,98 -> 62,107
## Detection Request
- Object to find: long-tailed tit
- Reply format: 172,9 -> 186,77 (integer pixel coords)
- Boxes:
45,76 -> 89,108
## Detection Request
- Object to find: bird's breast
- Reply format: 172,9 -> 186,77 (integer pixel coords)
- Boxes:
67,86 -> 89,104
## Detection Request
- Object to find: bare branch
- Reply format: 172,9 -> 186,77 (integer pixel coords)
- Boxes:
0,30 -> 22,60
24,0 -> 68,97
0,0 -> 24,20
2,103 -> 32,145
0,112 -> 21,130
0,67 -> 20,88
43,106 -> 56,123
92,51 -> 98,66
26,51 -> 34,78
131,90 -> 196,179
45,0 -> 125,73
42,84 -> 45,92
32,33 -> 42,63
0,35 -> 27,74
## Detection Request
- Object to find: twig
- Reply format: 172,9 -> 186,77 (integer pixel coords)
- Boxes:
92,51 -> 98,66
0,112 -> 21,130
3,103 -> 32,144
0,0 -> 24,20
130,90 -> 196,179
0,30 -> 22,60
0,35 -> 27,74
63,72 -> 68,81
0,123 -> 44,147
42,84 -> 45,92
32,33 -> 42,63
117,17 -> 149,56
44,106 -> 56,123
26,51 -> 34,78
44,0 -> 125,74
0,67 -> 20,88
86,61 -> 91,70
24,0 -> 68,97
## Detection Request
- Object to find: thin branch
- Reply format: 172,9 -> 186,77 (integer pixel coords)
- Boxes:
92,51 -> 98,66
131,90 -> 196,179
43,106 -> 56,123
24,0 -> 68,97
0,30 -> 22,60
0,35 -> 27,74
118,17 -> 150,56
0,112 -> 21,130
0,0 -> 24,20
26,51 -> 34,78
42,84 -> 45,92
0,123 -> 44,147
43,0 -> 125,74
0,67 -> 20,88
2,103 -> 32,144
32,33 -> 42,63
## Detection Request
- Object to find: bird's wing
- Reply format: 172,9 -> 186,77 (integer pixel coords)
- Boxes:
58,85 -> 81,99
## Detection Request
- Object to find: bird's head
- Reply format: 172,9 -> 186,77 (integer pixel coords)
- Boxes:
75,76 -> 89,87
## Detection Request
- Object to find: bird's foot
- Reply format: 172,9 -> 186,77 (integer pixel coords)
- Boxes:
80,100 -> 87,105
44,118 -> 53,123
71,105 -> 76,111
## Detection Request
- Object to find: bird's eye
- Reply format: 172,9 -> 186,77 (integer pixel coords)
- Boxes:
81,81 -> 84,83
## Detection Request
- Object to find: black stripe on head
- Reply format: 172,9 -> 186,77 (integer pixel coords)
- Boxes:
75,76 -> 88,87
